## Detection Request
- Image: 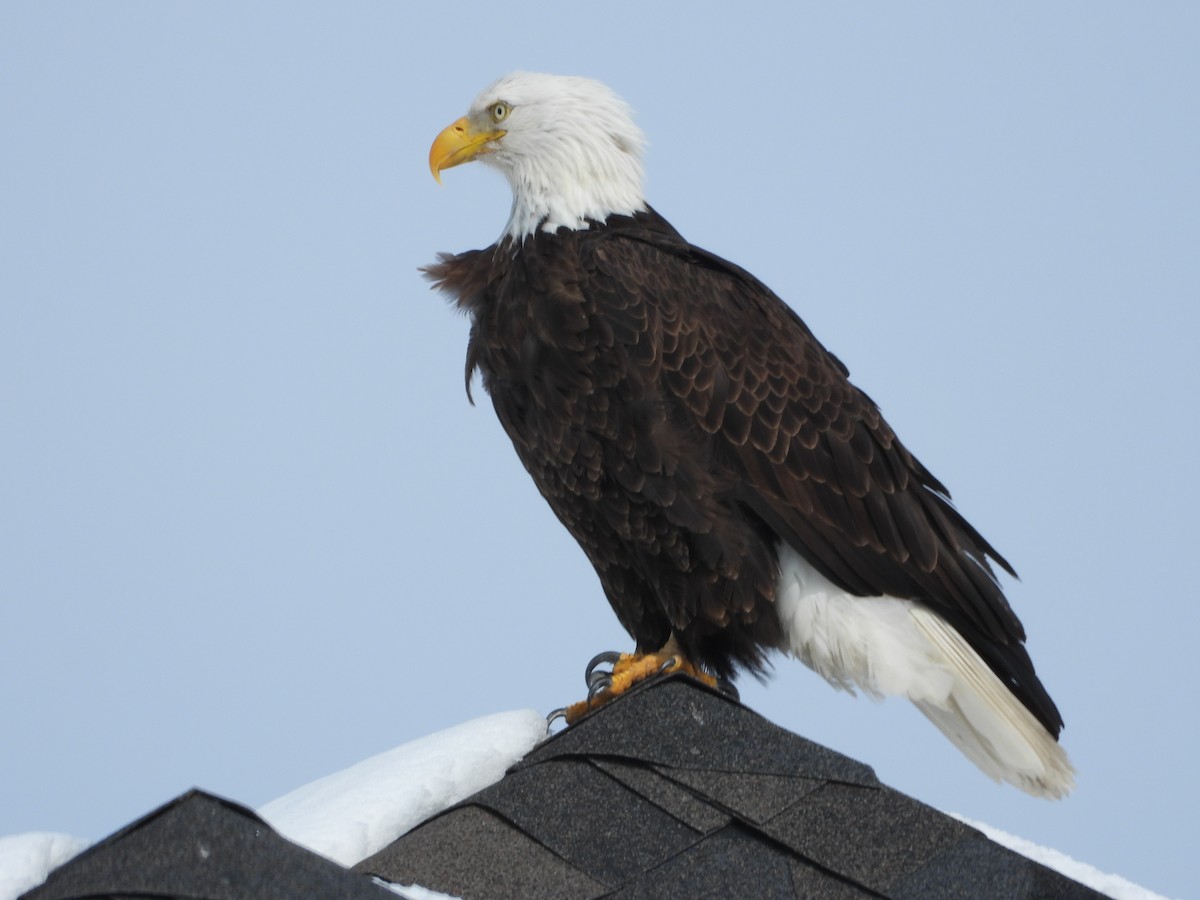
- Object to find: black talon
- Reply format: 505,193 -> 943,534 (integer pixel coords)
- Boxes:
546,708 -> 568,727
587,673 -> 612,701
584,651 -> 622,686
587,667 -> 612,692
658,655 -> 682,674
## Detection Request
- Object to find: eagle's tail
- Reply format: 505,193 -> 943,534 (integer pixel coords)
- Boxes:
774,544 -> 1075,799
907,608 -> 1075,799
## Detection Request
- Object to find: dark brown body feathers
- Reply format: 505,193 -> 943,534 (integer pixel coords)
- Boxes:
425,208 -> 1063,737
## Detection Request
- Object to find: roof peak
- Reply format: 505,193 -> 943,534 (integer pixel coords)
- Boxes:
356,677 -> 1105,899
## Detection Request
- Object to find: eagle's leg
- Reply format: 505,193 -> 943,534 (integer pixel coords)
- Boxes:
560,636 -> 722,724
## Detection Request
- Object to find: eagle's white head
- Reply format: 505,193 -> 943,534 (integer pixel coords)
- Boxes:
429,72 -> 647,240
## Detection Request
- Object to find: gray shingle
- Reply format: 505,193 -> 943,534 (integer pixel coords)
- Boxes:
592,758 -> 731,834
22,790 -> 393,900
890,834 -> 1105,900
760,781 -> 974,892
787,858 -> 884,899
354,805 -> 606,900
470,757 -> 702,885
525,678 -> 878,786
656,766 -> 825,825
603,823 -> 797,900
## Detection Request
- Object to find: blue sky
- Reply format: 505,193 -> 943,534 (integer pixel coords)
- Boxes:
2,3 -> 1196,896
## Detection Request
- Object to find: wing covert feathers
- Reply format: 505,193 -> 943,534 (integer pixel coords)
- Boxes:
587,214 -> 1064,739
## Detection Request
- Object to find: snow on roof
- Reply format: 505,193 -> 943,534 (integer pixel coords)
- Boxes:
257,709 -> 547,867
949,815 -> 1170,900
0,833 -> 90,900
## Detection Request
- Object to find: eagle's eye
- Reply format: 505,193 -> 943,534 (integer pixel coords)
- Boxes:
490,102 -> 510,123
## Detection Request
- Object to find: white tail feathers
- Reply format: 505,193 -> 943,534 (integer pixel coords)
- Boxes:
774,544 -> 1075,799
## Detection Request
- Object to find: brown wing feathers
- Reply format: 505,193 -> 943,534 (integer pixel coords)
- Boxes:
427,209 -> 1061,735
608,224 -> 1017,622
589,213 -> 1062,735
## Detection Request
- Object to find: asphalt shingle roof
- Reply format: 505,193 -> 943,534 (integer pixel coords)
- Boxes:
355,676 -> 1103,899
22,790 -> 394,900
21,675 -> 1103,899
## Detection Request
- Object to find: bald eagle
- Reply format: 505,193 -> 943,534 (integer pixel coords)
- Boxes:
426,72 -> 1073,798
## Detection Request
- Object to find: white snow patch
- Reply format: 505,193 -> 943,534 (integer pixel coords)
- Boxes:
258,709 -> 547,867
374,877 -> 463,899
950,814 -> 1174,900
0,832 -> 90,900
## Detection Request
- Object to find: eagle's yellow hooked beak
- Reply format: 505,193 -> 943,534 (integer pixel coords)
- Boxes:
429,116 -> 506,184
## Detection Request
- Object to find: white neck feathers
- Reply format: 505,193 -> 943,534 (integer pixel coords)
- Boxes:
471,73 -> 648,240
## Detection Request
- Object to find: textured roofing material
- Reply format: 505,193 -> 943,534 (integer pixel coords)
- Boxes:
21,789 -> 395,900
19,676 -> 1103,899
356,676 -> 1102,899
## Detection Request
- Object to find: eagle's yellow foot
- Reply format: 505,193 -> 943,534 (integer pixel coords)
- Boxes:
560,650 -> 720,725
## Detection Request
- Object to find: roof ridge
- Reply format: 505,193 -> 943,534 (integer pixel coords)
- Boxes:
355,678 -> 1104,899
